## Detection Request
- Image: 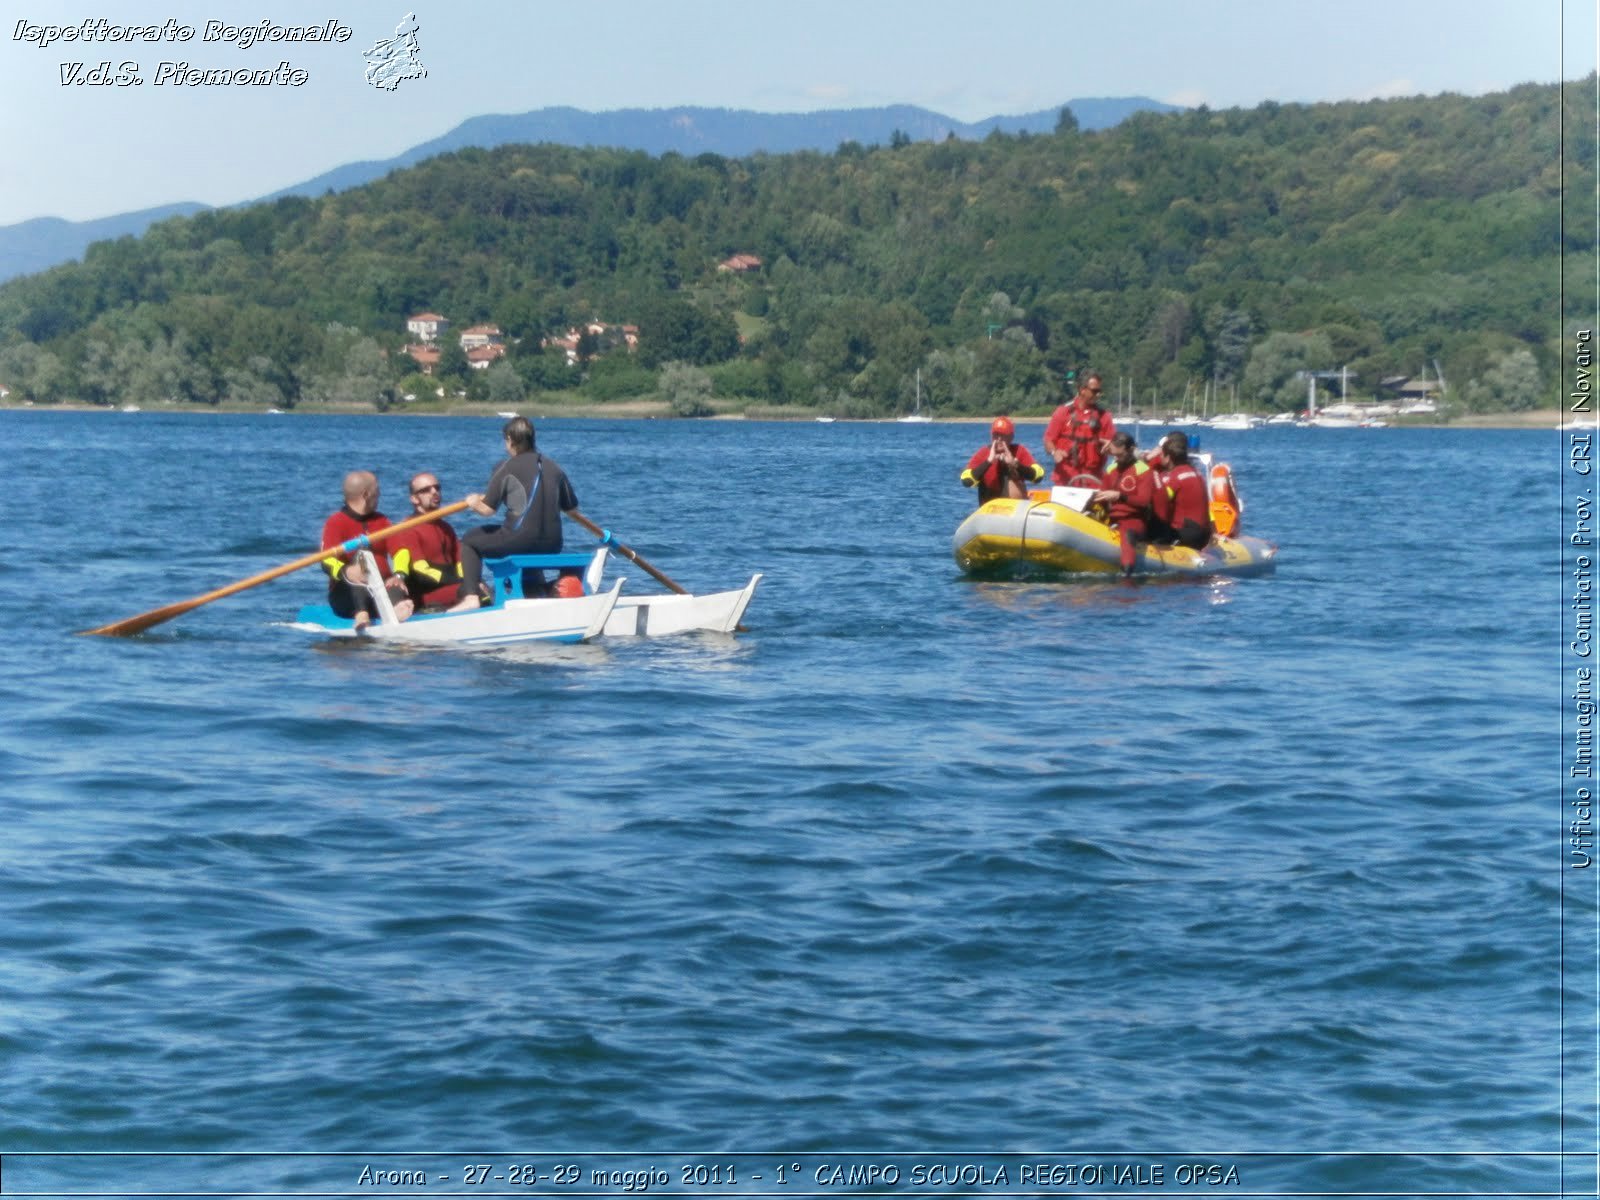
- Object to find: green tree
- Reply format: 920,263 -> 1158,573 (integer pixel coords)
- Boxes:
658,361 -> 714,417
633,296 -> 739,368
1462,346 -> 1542,412
397,371 -> 439,403
115,331 -> 208,406
309,336 -> 396,409
582,353 -> 655,401
435,338 -> 471,386
919,347 -> 985,413
981,291 -> 1025,339
223,356 -> 286,407
0,340 -> 65,403
485,360 -> 526,406
1241,331 -> 1335,412
1204,306 -> 1254,384
520,349 -> 579,393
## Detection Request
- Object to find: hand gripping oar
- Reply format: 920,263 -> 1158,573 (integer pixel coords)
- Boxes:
566,509 -> 690,595
80,499 -> 472,637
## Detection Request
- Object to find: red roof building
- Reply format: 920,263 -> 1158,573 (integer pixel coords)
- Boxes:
405,343 -> 442,373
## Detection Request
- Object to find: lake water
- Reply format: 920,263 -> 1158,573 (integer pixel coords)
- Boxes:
0,411 -> 1586,1198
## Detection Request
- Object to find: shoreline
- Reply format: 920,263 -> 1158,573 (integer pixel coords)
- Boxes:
0,401 -> 1576,430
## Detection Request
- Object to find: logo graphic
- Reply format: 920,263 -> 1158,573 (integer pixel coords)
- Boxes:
363,12 -> 426,91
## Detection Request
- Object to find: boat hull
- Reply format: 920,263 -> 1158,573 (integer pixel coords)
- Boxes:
290,581 -> 622,645
290,542 -> 762,645
603,575 -> 761,637
952,498 -> 1277,578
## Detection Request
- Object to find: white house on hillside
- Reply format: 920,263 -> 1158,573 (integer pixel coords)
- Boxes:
406,313 -> 449,342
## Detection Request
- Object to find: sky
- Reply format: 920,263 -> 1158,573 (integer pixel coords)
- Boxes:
0,0 -> 1592,227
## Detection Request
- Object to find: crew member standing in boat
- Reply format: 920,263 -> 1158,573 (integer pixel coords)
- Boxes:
449,416 -> 579,612
388,471 -> 466,610
1043,372 -> 1116,485
320,470 -> 415,627
1092,432 -> 1158,576
961,416 -> 1046,504
1149,431 -> 1213,550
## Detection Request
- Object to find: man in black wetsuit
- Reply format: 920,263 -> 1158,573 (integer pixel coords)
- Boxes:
448,416 -> 580,611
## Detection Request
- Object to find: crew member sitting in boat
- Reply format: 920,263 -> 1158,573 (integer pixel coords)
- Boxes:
961,416 -> 1045,504
1091,432 -> 1158,576
1148,432 -> 1213,550
388,471 -> 469,611
1043,371 -> 1116,485
320,470 -> 415,628
449,416 -> 580,612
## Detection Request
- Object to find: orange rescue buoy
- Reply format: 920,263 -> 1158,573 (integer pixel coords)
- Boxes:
1209,463 -> 1242,538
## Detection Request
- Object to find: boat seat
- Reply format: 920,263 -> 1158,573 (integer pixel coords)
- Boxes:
483,548 -> 609,598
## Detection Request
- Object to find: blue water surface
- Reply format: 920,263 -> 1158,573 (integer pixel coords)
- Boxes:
0,411 -> 1578,1196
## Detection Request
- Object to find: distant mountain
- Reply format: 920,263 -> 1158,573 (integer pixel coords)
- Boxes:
0,203 -> 208,282
260,98 -> 1176,201
0,98 -> 1177,283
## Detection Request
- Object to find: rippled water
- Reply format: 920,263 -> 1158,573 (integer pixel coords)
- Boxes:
0,411 -> 1578,1196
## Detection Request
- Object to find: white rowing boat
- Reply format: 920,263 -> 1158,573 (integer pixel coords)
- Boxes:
290,547 -> 760,644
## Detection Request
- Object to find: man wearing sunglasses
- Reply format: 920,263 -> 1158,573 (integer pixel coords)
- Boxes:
387,472 -> 467,611
1043,371 -> 1117,485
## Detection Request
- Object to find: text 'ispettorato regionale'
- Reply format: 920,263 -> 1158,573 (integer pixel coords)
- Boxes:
14,18 -> 353,87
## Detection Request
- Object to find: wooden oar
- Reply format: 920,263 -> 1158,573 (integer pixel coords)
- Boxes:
566,509 -> 690,596
81,499 -> 472,637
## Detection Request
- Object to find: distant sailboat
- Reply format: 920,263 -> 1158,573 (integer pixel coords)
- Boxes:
1305,375 -> 1356,427
898,369 -> 933,423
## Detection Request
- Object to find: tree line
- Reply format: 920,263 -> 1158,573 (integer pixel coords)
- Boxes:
0,77 -> 1587,416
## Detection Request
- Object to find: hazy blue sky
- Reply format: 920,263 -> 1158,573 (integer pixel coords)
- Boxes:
0,0 -> 1591,226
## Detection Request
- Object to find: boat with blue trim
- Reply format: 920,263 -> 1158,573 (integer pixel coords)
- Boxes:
290,547 -> 760,644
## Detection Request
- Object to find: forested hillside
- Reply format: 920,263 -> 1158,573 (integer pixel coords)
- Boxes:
0,79 -> 1586,417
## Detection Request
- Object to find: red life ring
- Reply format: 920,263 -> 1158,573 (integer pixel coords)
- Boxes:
1209,464 -> 1241,537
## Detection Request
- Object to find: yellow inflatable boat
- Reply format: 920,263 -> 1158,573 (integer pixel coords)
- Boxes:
952,488 -> 1278,578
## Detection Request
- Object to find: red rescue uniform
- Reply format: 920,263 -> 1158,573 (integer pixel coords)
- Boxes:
1044,399 -> 1116,484
1100,458 -> 1157,572
1154,461 -> 1212,549
388,519 -> 464,608
321,507 -> 396,580
961,441 -> 1045,504
320,506 -> 398,619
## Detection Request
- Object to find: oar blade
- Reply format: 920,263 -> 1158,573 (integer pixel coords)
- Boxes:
80,597 -> 205,638
81,498 -> 473,638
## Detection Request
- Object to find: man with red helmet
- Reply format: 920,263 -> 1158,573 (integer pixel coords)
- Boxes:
961,416 -> 1045,505
1043,372 -> 1117,485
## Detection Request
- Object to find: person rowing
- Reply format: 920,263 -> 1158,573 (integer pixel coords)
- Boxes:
449,416 -> 580,611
